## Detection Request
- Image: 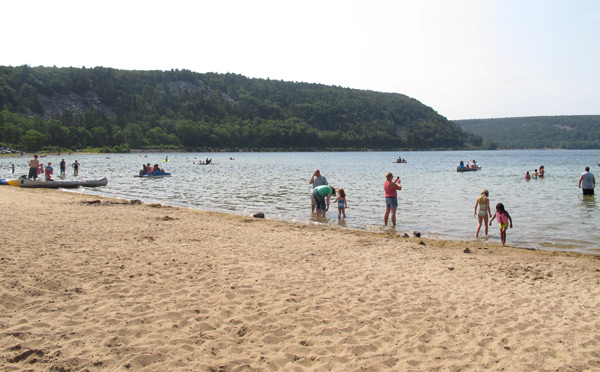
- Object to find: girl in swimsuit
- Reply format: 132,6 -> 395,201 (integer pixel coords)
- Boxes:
489,203 -> 513,246
333,188 -> 348,219
474,189 -> 491,237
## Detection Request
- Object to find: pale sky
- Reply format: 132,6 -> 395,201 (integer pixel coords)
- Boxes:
2,0 -> 599,120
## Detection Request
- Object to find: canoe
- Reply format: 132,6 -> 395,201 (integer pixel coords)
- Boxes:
457,166 -> 481,172
18,177 -> 108,188
134,172 -> 171,178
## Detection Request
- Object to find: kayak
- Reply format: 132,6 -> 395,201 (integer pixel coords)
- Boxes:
18,177 -> 108,188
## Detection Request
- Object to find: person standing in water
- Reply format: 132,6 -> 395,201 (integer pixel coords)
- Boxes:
60,159 -> 66,175
474,189 -> 492,237
309,169 -> 328,213
28,155 -> 40,180
383,171 -> 402,228
333,188 -> 348,219
72,160 -> 80,176
312,184 -> 336,217
579,166 -> 595,196
490,203 -> 513,246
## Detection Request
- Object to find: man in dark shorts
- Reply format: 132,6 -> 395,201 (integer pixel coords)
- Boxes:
578,167 -> 595,196
28,155 -> 40,180
60,159 -> 66,175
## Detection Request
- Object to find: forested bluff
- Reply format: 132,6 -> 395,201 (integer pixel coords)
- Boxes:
0,65 -> 488,152
456,116 -> 600,149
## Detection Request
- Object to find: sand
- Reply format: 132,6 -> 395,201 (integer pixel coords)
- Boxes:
1,187 -> 599,372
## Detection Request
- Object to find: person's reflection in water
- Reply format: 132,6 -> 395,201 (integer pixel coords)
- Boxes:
580,194 -> 596,213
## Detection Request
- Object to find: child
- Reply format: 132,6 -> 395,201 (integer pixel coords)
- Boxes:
489,203 -> 513,246
533,169 -> 538,179
525,171 -> 530,181
45,162 -> 54,181
334,188 -> 348,219
474,189 -> 491,237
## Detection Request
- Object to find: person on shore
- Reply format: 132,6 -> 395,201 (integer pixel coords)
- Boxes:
309,169 -> 328,213
474,189 -> 492,237
334,188 -> 348,219
60,159 -> 66,175
45,162 -> 54,181
538,166 -> 545,178
73,160 -> 80,176
490,203 -> 513,246
383,171 -> 402,228
312,184 -> 336,217
578,167 -> 595,196
525,171 -> 530,181
28,155 -> 40,180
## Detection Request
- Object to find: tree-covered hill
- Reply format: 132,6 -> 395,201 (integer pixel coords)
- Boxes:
0,65 -> 484,152
456,116 -> 600,149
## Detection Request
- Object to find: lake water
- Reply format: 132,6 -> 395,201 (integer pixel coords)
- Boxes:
2,150 -> 599,254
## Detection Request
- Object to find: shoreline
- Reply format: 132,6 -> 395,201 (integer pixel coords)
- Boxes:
2,178 -> 597,255
2,186 -> 600,371
67,187 -> 599,256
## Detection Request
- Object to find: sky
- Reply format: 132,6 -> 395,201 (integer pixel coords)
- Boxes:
2,0 -> 599,120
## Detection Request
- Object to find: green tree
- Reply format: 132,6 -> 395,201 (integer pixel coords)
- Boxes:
21,129 -> 46,152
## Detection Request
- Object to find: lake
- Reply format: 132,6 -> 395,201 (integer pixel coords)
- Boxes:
2,150 -> 599,254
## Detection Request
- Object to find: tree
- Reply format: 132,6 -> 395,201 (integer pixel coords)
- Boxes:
122,123 -> 145,148
21,129 -> 46,152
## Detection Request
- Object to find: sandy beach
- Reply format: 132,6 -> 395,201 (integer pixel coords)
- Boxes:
1,187 -> 599,371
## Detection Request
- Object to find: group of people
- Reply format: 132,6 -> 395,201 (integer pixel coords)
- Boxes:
395,157 -> 407,163
194,158 -> 213,165
473,189 -> 513,246
458,160 -> 477,169
309,169 -> 347,219
310,164 -> 595,248
525,165 -> 545,180
28,155 -> 79,181
139,163 -> 166,176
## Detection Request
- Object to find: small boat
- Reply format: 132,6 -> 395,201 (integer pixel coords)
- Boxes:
18,177 -> 108,188
457,166 -> 481,172
134,172 -> 171,178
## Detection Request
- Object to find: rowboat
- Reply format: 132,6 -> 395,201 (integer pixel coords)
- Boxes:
18,177 -> 108,188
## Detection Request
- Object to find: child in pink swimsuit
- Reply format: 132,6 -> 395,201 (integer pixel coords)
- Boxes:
489,203 -> 513,246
